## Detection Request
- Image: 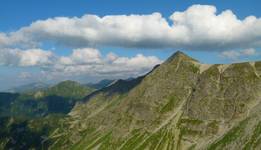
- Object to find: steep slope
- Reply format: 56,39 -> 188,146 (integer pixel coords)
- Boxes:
45,51 -> 258,149
54,51 -> 202,149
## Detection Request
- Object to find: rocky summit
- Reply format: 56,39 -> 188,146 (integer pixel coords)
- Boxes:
46,51 -> 261,150
1,51 -> 261,150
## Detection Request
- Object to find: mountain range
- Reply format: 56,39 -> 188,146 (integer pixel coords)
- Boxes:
6,82 -> 50,93
0,51 -> 260,150
0,80 -> 94,118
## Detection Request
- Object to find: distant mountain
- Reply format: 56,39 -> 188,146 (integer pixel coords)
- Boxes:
1,51 -> 261,149
6,82 -> 50,93
86,79 -> 115,89
0,80 -> 95,118
43,80 -> 95,99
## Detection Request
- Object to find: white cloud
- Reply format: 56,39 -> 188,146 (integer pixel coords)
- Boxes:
0,33 -> 9,46
18,49 -> 54,66
0,48 -> 54,66
53,48 -> 162,77
112,54 -> 160,70
220,48 -> 258,60
0,48 -> 162,78
0,4 -> 260,84
58,48 -> 101,65
69,48 -> 101,64
1,5 -> 261,50
106,52 -> 118,62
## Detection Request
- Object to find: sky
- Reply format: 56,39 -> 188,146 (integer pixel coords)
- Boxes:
0,0 -> 261,90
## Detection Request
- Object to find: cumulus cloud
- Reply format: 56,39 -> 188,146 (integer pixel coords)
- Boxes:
0,48 -> 54,66
220,48 -> 258,60
0,48 -> 162,78
1,5 -> 261,50
0,33 -> 9,46
53,48 -> 162,77
59,48 -> 102,65
0,4 -> 260,83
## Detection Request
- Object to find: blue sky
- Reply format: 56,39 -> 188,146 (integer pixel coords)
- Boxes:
0,0 -> 261,90
1,0 -> 261,31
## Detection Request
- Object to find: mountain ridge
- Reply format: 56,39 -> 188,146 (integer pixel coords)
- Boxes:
47,51 -> 261,149
1,51 -> 260,150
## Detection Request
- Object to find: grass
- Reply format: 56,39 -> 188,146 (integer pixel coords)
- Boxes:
243,121 -> 261,150
207,118 -> 249,150
178,118 -> 204,127
120,132 -> 147,150
135,128 -> 174,150
160,95 -> 179,113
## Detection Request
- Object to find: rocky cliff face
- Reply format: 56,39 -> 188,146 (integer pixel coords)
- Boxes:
49,51 -> 261,150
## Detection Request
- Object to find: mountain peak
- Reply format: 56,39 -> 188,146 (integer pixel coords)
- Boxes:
166,50 -> 199,63
174,50 -> 185,55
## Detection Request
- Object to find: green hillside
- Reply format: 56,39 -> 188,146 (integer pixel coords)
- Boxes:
43,80 -> 94,99
0,80 -> 95,118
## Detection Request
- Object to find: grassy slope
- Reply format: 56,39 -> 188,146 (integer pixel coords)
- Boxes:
49,52 -> 261,150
